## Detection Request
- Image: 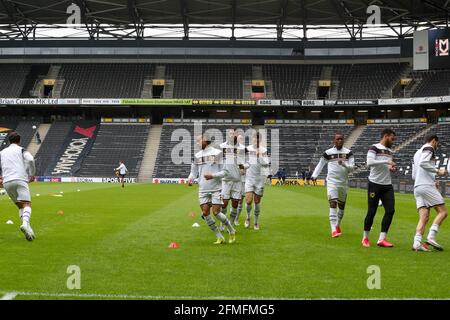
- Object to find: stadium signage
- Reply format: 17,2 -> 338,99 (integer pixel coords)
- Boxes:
325,100 -> 378,106
54,177 -> 138,183
256,100 -> 281,106
281,100 -> 301,106
52,138 -> 89,174
61,177 -> 103,183
121,99 -> 192,105
302,100 -> 324,106
0,98 -> 80,105
51,124 -> 98,175
192,99 -> 256,106
81,99 -> 121,105
378,96 -> 450,105
102,177 -> 137,183
152,178 -> 188,184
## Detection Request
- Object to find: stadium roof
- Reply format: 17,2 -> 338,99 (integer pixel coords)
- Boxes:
0,0 -> 449,40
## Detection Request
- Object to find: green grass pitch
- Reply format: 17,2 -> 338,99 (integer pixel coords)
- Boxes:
0,182 -> 449,300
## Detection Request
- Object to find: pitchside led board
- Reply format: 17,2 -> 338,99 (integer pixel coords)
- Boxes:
414,28 -> 450,70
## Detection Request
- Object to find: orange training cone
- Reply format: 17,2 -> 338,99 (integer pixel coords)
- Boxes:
168,242 -> 179,249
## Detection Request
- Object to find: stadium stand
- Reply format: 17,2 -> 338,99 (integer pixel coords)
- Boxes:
350,123 -> 429,178
153,122 -> 252,178
167,64 -> 252,99
264,124 -> 355,177
34,122 -> 74,175
77,123 -> 151,178
2,63 -> 450,99
262,64 -> 323,99
15,120 -> 41,148
410,69 -> 450,97
59,64 -> 155,98
46,120 -> 100,176
392,122 -> 450,177
331,63 -> 408,99
0,64 -> 30,97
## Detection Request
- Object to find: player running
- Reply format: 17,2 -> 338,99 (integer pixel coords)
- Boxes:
411,134 -> 448,252
218,128 -> 246,231
188,134 -> 236,244
311,133 -> 354,238
0,132 -> 36,241
362,128 -> 397,248
115,160 -> 128,188
244,132 -> 270,230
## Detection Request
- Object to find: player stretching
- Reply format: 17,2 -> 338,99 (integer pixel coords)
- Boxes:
362,128 -> 397,248
188,134 -> 236,244
218,128 -> 246,231
312,133 -> 354,238
0,132 -> 36,241
412,134 -> 448,252
244,132 -> 270,230
115,160 -> 128,188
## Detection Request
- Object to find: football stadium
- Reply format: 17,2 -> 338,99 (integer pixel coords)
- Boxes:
0,0 -> 450,306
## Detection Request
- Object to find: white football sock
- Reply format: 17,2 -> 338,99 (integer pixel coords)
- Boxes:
203,214 -> 223,239
428,224 -> 439,240
363,230 -> 370,238
246,203 -> 252,219
337,209 -> 344,226
413,233 -> 422,249
378,232 -> 387,242
254,203 -> 261,225
21,207 -> 31,225
216,212 -> 235,234
329,207 -> 337,232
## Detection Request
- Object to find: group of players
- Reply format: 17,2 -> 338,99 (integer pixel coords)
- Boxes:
187,129 -> 269,244
188,126 -> 448,252
311,128 -> 447,252
0,127 -> 447,252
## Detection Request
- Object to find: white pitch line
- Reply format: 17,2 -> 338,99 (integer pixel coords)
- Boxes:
2,291 -> 449,300
7,292 -> 299,300
1,292 -> 18,300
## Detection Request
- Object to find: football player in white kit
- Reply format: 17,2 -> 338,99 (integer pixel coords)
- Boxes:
188,134 -> 236,244
311,133 -> 355,238
218,128 -> 246,230
362,128 -> 397,248
411,134 -> 448,252
0,132 -> 36,241
244,132 -> 270,230
114,160 -> 128,188
235,134 -> 247,226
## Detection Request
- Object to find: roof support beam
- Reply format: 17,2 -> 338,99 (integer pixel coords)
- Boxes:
277,0 -> 288,41
231,0 -> 236,40
128,0 -> 144,38
74,0 -> 99,39
0,0 -> 36,39
179,0 -> 189,40
329,0 -> 354,39
297,0 -> 308,40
